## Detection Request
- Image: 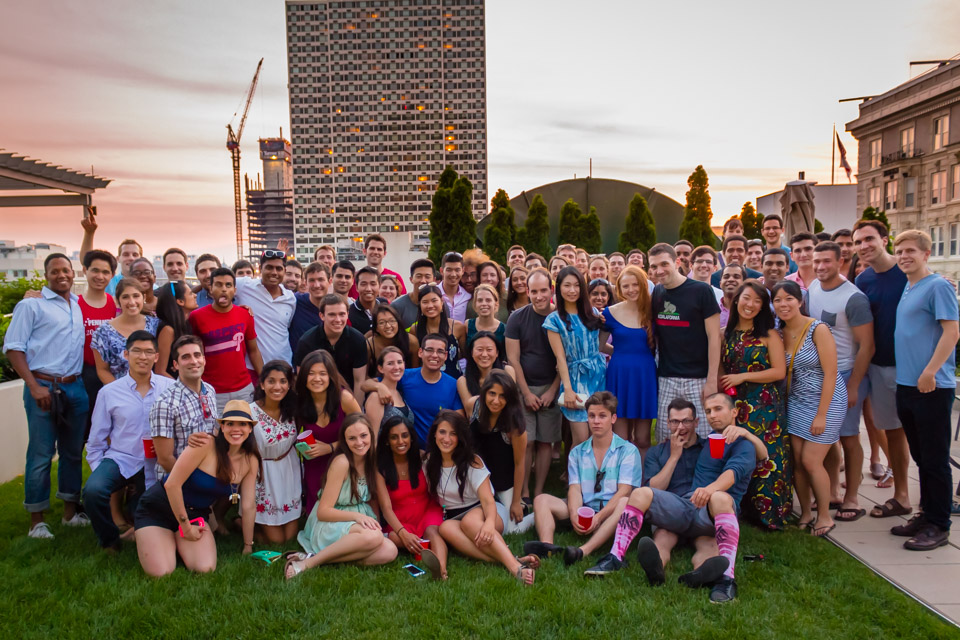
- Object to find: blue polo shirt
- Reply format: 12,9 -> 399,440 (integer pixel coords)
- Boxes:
642,436 -> 704,496
289,292 -> 323,355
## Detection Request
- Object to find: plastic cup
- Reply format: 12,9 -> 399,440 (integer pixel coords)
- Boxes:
708,433 -> 726,459
143,438 -> 156,459
297,431 -> 316,446
724,385 -> 738,397
577,506 -> 595,530
419,538 -> 430,551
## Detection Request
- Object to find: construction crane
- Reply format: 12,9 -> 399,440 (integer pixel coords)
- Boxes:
226,57 -> 264,260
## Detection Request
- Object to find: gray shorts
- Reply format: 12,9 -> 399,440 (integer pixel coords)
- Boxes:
215,384 -> 254,415
645,488 -> 715,539
523,383 -> 562,443
866,364 -> 901,431
656,377 -> 709,441
839,370 -> 868,438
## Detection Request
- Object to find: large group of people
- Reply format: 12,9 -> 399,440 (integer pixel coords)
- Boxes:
4,209 -> 958,602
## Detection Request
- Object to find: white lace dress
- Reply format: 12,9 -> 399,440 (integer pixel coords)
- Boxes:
251,404 -> 302,525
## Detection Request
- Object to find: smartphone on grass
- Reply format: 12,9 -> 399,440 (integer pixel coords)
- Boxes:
403,564 -> 425,578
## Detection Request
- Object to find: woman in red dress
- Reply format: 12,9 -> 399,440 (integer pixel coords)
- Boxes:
375,414 -> 447,580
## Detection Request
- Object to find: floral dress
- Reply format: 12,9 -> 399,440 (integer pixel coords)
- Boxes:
91,316 -> 159,379
722,329 -> 792,530
251,404 -> 302,525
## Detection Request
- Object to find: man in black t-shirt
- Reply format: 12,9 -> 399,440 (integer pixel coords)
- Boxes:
505,268 -> 561,500
649,243 -> 720,440
294,294 -> 367,401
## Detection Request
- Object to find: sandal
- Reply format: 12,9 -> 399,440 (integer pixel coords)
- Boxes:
870,462 -> 886,480
516,554 -> 541,570
869,498 -> 912,518
514,563 -> 535,586
812,501 -> 842,511
834,507 -> 866,522
284,551 -> 314,562
284,558 -> 306,580
811,523 -> 836,537
876,467 -> 894,489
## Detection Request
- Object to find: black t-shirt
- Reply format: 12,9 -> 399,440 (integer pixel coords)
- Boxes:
348,300 -> 378,336
652,279 -> 720,378
294,324 -> 367,389
504,304 -> 557,387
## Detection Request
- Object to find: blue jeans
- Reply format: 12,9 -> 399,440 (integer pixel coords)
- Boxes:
83,458 -> 144,547
23,378 -> 89,512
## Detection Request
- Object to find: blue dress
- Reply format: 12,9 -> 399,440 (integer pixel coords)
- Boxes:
542,310 -> 605,422
601,307 -> 658,419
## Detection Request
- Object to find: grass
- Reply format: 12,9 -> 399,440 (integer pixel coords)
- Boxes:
0,464 -> 956,639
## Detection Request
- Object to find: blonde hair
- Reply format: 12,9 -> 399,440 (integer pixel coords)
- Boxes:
471,283 -> 500,315
616,265 -> 654,349
893,229 -> 931,252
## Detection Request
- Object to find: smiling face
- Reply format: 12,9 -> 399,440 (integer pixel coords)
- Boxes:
419,291 -> 443,319
761,253 -> 788,286
220,419 -> 253,446
691,253 -> 716,281
125,338 -> 158,376
374,309 -> 399,339
790,239 -> 815,269
745,244 -> 763,270
618,272 -> 640,302
895,239 -> 929,277
306,269 -> 329,299
420,337 -> 447,373
720,265 -> 744,296
484,382 -> 507,415
332,267 -> 354,295
442,260 -> 463,289
627,252 -> 644,267
378,349 -> 406,382
84,258 -> 113,292
576,251 -> 589,273
344,421 -> 372,458
549,258 -> 566,281
558,247 -> 576,265
163,252 -> 186,282
117,284 -> 144,316
195,259 -> 219,291
378,278 -> 398,302
364,239 -> 386,268
723,240 -> 747,267
118,243 -> 142,275
320,301 -> 348,334
173,342 -> 205,381
260,258 -> 285,288
736,285 -> 763,321
434,420 -> 458,456
473,287 -> 498,318
813,249 -> 841,283
283,264 -> 302,291
357,272 -> 380,305
608,255 -> 625,279
479,265 -> 500,288
460,265 -> 477,293
130,260 -> 155,292
388,422 -> 412,457
528,272 -> 553,313
588,259 -> 608,282
674,245 -> 692,273
260,368 -> 290,404
648,251 -> 677,284
558,272 -> 581,304
772,288 -> 802,322
306,361 -> 331,395
410,266 -> 434,290
853,226 -> 886,265
589,285 -> 609,309
471,336 -> 499,370
762,218 -> 783,246
507,248 -> 525,269
510,269 -> 527,294
315,248 -> 336,270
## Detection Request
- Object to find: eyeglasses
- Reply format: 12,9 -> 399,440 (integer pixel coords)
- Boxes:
666,419 -> 697,427
128,348 -> 157,356
376,318 -> 398,327
594,469 -> 606,495
131,269 -> 154,277
422,347 -> 446,355
262,250 -> 286,260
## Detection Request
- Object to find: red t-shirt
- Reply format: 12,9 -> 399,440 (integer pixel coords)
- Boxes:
188,305 -> 257,393
79,294 -> 117,366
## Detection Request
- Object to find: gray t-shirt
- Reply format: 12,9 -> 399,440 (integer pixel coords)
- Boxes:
391,294 -> 419,330
807,279 -> 872,371
505,304 -> 558,387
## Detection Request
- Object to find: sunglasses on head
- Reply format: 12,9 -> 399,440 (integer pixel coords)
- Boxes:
262,250 -> 286,260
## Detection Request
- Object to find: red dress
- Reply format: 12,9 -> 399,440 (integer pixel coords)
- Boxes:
384,469 -> 443,537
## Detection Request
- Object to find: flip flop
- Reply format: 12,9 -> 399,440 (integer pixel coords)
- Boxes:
834,508 -> 866,522
811,501 -> 842,511
870,462 -> 886,480
811,523 -> 836,537
514,563 -> 535,586
876,467 -> 894,489
869,498 -> 912,518
284,558 -> 306,581
516,554 -> 541,570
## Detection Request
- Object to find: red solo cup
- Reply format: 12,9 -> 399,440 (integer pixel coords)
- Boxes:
419,538 -> 430,551
297,431 -> 316,446
143,438 -> 156,459
708,433 -> 726,459
724,385 -> 738,397
577,506 -> 595,530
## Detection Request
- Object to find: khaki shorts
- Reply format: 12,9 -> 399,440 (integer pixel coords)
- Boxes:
866,364 -> 901,431
523,383 -> 562,443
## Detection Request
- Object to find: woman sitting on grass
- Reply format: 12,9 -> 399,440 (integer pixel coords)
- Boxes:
426,410 -> 539,585
134,400 -> 260,577
285,414 -> 397,579
375,414 -> 447,579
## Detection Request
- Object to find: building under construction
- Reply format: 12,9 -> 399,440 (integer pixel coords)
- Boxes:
246,137 -> 294,260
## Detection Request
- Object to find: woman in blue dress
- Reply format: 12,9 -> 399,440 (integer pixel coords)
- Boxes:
599,265 -> 657,456
544,266 -> 606,446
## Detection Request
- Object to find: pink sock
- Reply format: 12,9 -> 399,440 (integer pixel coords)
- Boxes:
611,505 -> 644,560
714,512 -> 740,579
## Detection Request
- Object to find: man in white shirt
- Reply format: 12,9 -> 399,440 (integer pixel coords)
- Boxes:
234,250 -> 296,367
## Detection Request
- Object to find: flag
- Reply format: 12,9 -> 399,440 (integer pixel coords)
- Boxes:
836,132 -> 852,182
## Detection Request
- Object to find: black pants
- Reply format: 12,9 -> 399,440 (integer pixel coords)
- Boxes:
896,385 -> 954,531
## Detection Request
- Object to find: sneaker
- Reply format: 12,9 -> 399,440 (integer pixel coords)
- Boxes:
523,540 -> 563,558
709,577 -> 738,603
563,546 -> 584,566
891,513 -> 927,537
28,522 -> 54,539
583,553 -> 625,577
62,513 -> 91,527
636,537 -> 665,586
903,526 -> 949,551
678,556 -> 730,589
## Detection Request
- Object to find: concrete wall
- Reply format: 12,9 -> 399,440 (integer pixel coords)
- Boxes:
0,380 -> 28,484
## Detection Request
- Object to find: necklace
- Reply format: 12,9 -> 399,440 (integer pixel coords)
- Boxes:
439,464 -> 456,518
229,482 -> 240,504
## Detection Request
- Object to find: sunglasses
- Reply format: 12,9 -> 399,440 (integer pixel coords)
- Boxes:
594,469 -> 606,495
262,250 -> 286,260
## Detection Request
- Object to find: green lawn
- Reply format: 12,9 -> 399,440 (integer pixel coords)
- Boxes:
0,464 -> 955,639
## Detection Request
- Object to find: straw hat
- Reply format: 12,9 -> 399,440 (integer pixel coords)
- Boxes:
218,400 -> 255,423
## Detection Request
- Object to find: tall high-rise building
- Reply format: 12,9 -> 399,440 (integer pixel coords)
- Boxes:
246,137 -> 294,259
284,0 -> 488,263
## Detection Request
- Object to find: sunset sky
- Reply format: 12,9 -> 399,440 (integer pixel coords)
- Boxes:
1,0 -> 957,260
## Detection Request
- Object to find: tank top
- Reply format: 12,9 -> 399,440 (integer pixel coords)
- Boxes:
79,294 -> 117,366
168,468 -> 232,509
469,401 -> 515,492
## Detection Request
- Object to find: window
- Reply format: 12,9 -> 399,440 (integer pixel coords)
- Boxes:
933,116 -> 949,151
930,225 -> 945,257
869,138 -> 881,169
932,170 -> 947,205
951,223 -> 959,256
867,185 -> 882,210
953,165 -> 960,200
905,177 -> 916,207
884,180 -> 898,211
900,127 -> 914,155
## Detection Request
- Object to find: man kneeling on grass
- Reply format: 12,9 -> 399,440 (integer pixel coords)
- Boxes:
523,391 -> 643,566
583,393 -> 767,604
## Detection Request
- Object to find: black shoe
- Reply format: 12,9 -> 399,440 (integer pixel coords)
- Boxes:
903,525 -> 949,551
563,546 -> 584,566
891,513 -> 927,537
636,537 -> 665,586
583,553 -> 625,577
709,577 -> 738,603
678,556 -> 730,589
523,540 -> 563,558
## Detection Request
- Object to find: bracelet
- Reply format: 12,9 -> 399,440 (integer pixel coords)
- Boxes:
397,526 -> 406,533
244,541 -> 254,546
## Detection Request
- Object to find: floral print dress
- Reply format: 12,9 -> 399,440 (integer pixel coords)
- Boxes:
251,403 -> 302,525
722,329 -> 792,530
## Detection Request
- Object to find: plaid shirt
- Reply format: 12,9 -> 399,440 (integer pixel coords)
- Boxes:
149,378 -> 218,479
568,434 -> 643,511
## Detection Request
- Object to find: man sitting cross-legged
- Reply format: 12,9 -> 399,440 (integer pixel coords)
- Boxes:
523,392 -> 643,566
584,393 -> 767,603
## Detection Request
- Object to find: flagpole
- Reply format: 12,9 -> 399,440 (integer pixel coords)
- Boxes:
831,123 -> 836,185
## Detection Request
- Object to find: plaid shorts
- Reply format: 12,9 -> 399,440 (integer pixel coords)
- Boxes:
656,376 -> 709,442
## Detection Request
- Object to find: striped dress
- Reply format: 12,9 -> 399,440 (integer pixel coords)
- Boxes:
784,320 -> 845,444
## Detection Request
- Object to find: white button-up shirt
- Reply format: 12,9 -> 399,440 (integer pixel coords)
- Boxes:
2,286 -> 84,376
442,284 -> 472,323
234,277 -> 296,364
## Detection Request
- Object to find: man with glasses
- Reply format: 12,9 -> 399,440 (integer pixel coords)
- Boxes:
150,335 -> 219,483
392,258 -> 436,329
234,249 -> 297,367
440,251 -> 471,322
523,392 -> 642,567
83,330 -> 174,552
688,246 -> 724,304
